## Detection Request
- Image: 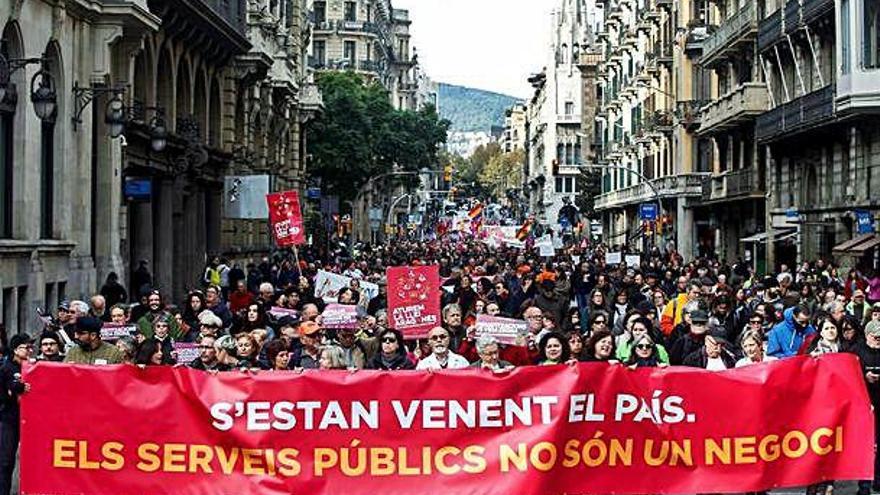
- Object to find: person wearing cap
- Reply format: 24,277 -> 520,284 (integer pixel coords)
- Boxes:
848,289 -> 872,324
36,332 -> 63,362
668,305 -> 710,365
291,321 -> 322,369
0,334 -> 33,495
64,317 -> 124,365
682,331 -> 736,370
869,303 -> 880,325
853,320 -> 880,495
197,310 -> 224,339
767,306 -> 815,358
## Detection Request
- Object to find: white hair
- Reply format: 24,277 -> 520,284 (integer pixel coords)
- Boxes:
69,300 -> 90,317
259,282 -> 274,293
476,335 -> 499,354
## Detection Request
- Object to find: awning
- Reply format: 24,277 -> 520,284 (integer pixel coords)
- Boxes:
740,229 -> 796,244
833,234 -> 880,255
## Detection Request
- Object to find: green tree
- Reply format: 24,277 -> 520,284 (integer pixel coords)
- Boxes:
479,149 -> 524,200
307,72 -> 450,203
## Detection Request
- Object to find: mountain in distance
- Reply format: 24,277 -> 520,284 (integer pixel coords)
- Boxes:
438,83 -> 521,133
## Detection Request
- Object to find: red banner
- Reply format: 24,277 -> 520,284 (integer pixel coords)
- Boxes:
21,355 -> 873,495
387,264 -> 440,339
266,190 -> 305,246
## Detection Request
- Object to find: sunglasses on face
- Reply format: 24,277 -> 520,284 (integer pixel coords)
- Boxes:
382,337 -> 398,344
429,335 -> 449,342
635,344 -> 653,350
594,320 -> 606,325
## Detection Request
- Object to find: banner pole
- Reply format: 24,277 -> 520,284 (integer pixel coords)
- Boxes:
292,245 -> 302,276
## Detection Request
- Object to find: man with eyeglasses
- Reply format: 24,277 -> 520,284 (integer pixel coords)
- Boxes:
0,334 -> 33,495
416,327 -> 469,370
189,335 -> 229,372
36,332 -> 63,362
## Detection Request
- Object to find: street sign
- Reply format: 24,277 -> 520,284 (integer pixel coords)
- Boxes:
306,187 -> 321,199
856,210 -> 875,234
786,207 -> 799,218
639,203 -> 658,221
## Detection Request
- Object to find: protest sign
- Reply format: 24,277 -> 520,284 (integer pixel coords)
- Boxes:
100,324 -> 137,342
474,315 -> 528,346
22,355 -> 873,495
536,235 -> 554,257
172,343 -> 199,365
268,307 -> 299,320
605,251 -> 622,265
266,190 -> 305,246
387,265 -> 440,339
320,304 -> 359,329
314,270 -> 379,304
625,254 -> 641,269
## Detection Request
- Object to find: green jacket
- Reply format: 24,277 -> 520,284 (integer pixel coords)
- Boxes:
64,341 -> 124,365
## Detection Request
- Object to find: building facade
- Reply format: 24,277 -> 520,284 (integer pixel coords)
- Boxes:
525,0 -> 600,228
0,0 -> 319,334
758,0 -> 879,271
306,0 -> 421,110
592,0 -> 712,260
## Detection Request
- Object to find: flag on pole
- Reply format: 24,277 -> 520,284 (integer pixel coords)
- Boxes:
516,218 -> 534,241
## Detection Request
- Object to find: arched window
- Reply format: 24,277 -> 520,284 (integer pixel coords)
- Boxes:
40,41 -> 63,239
0,22 -> 23,239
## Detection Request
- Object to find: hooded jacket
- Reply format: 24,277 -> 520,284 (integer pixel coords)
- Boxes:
767,307 -> 816,358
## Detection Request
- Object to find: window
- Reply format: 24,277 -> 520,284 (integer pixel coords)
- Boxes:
564,101 -> 574,116
864,0 -> 880,69
314,40 -> 326,65
314,1 -> 326,23
40,119 -> 55,239
344,41 -> 356,64
344,1 -> 357,22
842,0 -> 851,73
555,176 -> 576,193
0,107 -> 12,238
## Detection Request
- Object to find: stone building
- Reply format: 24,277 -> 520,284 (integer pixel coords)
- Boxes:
0,0 -> 319,334
758,0 -> 879,271
306,0 -> 420,110
524,0 -> 600,228
592,0 -> 711,260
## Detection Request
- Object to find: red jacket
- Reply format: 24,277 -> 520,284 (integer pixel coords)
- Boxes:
228,290 -> 254,314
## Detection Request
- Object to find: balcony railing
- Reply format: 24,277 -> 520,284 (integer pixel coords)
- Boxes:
702,168 -> 762,201
756,85 -> 835,142
699,82 -> 768,134
757,9 -> 782,52
307,56 -> 326,69
760,0 -> 833,52
595,173 -> 710,210
678,100 -> 705,130
557,114 -> 580,124
701,1 -> 757,65
313,19 -> 334,31
358,59 -> 381,72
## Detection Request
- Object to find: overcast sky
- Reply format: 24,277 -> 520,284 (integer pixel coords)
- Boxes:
394,0 -> 557,99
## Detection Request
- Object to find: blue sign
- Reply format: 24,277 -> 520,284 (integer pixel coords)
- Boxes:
124,178 -> 151,200
786,207 -> 799,218
856,210 -> 875,234
639,203 -> 658,221
306,187 -> 321,199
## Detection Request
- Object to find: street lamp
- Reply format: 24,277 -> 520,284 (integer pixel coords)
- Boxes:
105,92 -> 125,138
30,68 -> 57,121
148,110 -> 167,152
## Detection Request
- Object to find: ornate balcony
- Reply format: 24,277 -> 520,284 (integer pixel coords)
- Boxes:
759,0 -> 833,52
677,100 -> 705,131
701,168 -> 763,202
756,85 -> 835,142
701,0 -> 758,67
595,173 -> 710,210
698,83 -> 768,135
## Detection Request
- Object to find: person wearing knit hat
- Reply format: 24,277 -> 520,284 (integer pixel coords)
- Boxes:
198,310 -> 224,338
64,316 -> 123,365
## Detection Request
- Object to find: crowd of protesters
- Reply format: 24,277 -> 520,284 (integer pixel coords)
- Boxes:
1,239 -> 880,495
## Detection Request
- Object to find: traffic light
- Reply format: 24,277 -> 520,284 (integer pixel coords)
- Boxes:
449,186 -> 458,201
444,164 -> 452,182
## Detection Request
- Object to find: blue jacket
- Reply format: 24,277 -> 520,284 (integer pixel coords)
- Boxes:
767,307 -> 816,357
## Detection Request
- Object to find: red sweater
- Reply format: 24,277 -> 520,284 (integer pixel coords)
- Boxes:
228,290 -> 255,314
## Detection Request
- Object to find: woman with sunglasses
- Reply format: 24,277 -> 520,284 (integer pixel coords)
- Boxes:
617,316 -> 670,364
368,329 -> 415,370
588,311 -> 610,337
623,334 -> 667,369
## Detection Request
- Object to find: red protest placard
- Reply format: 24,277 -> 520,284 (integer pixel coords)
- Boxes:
266,190 -> 305,246
386,264 -> 440,339
20,355 -> 874,495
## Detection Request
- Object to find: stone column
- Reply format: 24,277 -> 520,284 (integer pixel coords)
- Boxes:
153,178 -> 175,294
677,199 -> 695,261
93,91 -> 125,288
206,187 -> 222,255
130,197 -> 153,294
